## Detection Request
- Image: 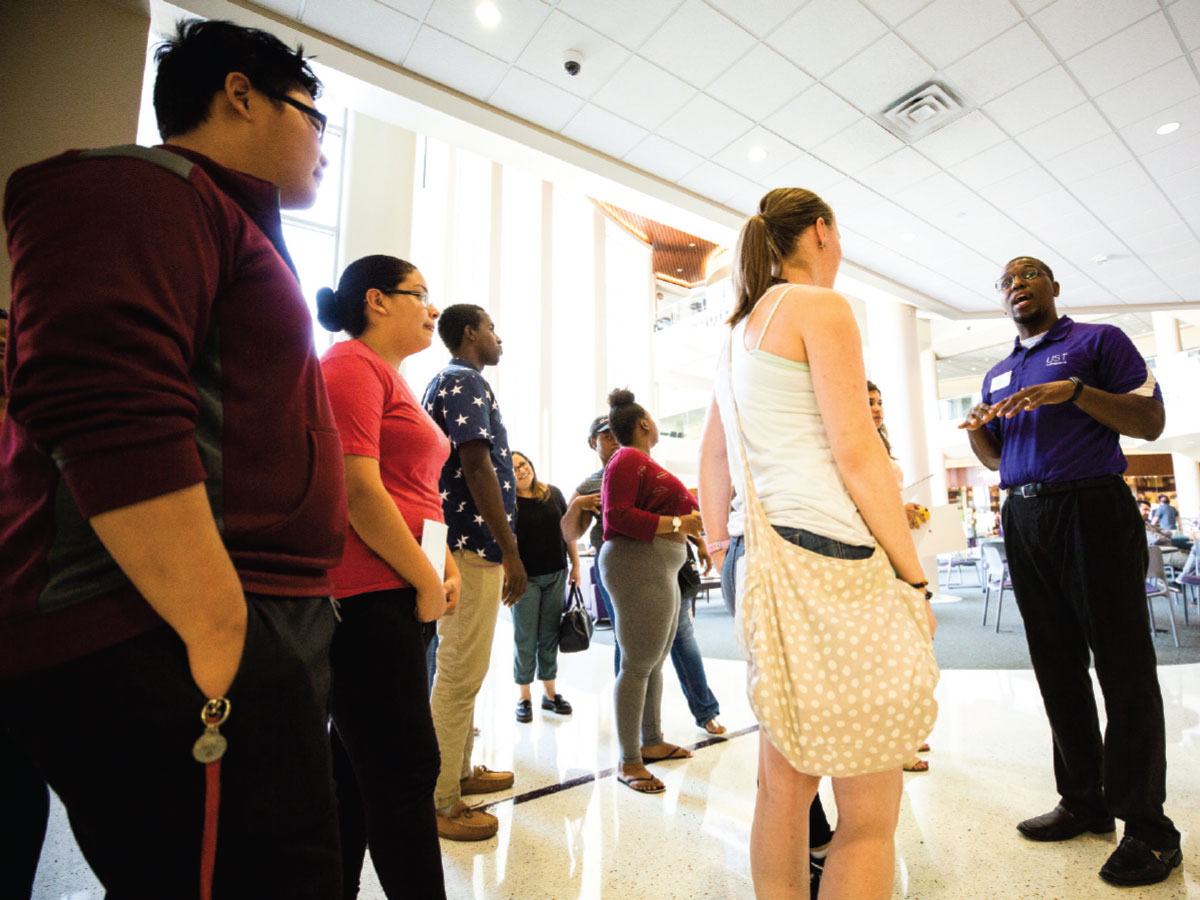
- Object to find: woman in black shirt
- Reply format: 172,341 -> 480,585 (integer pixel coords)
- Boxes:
512,451 -> 580,722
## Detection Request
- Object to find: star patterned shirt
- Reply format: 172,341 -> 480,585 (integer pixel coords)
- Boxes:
422,357 -> 515,563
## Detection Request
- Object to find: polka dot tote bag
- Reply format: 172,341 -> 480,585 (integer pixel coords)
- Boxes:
727,368 -> 939,777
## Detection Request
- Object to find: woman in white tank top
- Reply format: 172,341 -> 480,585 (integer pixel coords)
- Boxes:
698,188 -> 937,900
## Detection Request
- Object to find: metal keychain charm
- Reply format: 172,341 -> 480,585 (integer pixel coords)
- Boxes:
192,697 -> 231,764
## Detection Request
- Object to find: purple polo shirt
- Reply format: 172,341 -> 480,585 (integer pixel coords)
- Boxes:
982,316 -> 1161,489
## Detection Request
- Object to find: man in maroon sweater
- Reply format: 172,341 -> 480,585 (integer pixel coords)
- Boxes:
0,20 -> 347,897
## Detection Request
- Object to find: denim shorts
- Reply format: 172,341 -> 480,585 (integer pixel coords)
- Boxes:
720,526 -> 875,614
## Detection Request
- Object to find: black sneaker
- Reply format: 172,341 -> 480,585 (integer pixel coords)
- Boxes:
515,699 -> 532,723
541,694 -> 572,715
1100,836 -> 1182,886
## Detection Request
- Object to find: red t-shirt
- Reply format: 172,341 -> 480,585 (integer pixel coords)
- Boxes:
601,447 -> 698,543
321,340 -> 450,598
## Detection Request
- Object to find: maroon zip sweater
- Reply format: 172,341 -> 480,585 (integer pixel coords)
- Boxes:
0,145 -> 347,678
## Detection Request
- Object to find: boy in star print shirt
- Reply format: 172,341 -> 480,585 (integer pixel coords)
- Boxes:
420,303 -> 524,841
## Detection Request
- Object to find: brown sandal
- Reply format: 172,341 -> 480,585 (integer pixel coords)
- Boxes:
903,757 -> 930,772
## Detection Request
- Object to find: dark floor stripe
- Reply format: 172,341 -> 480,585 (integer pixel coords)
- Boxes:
478,723 -> 760,811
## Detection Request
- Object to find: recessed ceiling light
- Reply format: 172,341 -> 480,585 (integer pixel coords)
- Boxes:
688,241 -> 696,247
677,268 -> 683,272
1156,121 -> 1180,136
747,146 -> 768,163
900,232 -> 916,241
1092,253 -> 1110,265
476,1 -> 501,27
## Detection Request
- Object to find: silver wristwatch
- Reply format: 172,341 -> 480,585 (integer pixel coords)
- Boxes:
671,516 -> 681,533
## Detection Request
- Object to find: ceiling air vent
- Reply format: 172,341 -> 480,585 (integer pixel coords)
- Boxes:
874,81 -> 969,143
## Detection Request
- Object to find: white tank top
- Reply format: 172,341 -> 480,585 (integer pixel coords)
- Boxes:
715,284 -> 874,547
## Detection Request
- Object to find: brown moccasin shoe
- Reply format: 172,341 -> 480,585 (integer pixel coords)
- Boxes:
460,764 -> 514,795
435,801 -> 498,841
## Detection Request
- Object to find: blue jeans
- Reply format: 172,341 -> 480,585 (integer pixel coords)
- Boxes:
604,569 -> 721,728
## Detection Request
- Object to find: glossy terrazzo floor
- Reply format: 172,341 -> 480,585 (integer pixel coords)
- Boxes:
30,600 -> 1200,899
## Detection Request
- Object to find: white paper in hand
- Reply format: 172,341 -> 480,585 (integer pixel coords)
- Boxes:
912,505 -> 968,557
421,519 -> 448,581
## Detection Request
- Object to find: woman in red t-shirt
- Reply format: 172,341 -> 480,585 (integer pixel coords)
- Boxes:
317,255 -> 459,900
599,388 -> 706,795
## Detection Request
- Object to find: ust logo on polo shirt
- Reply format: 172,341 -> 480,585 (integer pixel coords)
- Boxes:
1046,352 -> 1069,366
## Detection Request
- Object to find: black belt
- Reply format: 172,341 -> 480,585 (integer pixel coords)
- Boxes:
1007,474 -> 1122,499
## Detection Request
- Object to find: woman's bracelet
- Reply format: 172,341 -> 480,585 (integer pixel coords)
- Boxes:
906,579 -> 933,601
707,539 -> 729,554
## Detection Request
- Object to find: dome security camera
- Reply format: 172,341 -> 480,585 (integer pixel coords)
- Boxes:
563,49 -> 583,76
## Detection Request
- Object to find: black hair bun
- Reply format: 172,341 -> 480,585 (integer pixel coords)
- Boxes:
608,388 -> 635,407
315,286 -> 340,333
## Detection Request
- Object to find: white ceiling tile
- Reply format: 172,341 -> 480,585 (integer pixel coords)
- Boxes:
561,105 -> 648,158
302,0 -> 419,64
1092,57 -> 1200,130
704,0 -> 798,38
1140,131 -> 1200,178
514,11 -> 630,98
1170,0 -> 1200,51
591,56 -> 696,130
677,161 -> 760,205
891,172 -> 985,220
1067,13 -> 1182,97
812,119 -> 905,174
857,147 -> 941,194
1070,161 -> 1159,211
1013,0 -> 1056,12
705,45 -> 813,122
766,0 -> 888,78
762,84 -> 861,151
424,0 -> 551,63
859,0 -> 931,27
949,141 -> 1038,191
1152,165 -> 1200,204
1041,133 -> 1134,185
1119,98 -> 1200,156
404,27 -> 510,98
983,66 -> 1087,135
711,126 -> 804,179
658,93 -> 754,157
913,112 -> 1006,168
622,134 -> 704,182
1015,103 -> 1111,159
898,0 -> 1021,69
639,0 -> 756,89
975,165 -> 1062,210
824,34 -> 935,113
556,0 -> 680,50
765,153 -> 848,194
1033,0 -> 1159,59
489,68 -> 584,131
944,24 -> 1057,107
379,0 -> 434,17
726,184 -> 766,215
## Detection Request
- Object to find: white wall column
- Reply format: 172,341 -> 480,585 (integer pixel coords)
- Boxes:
339,111 -> 416,269
1152,312 -> 1200,521
539,180 -> 554,474
920,347 -> 949,505
593,205 -> 608,409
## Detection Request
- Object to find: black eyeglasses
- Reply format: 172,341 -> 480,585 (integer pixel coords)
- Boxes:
995,266 -> 1045,293
378,288 -> 434,309
267,92 -> 327,141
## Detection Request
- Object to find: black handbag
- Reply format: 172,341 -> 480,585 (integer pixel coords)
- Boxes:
558,584 -> 594,653
678,542 -> 703,602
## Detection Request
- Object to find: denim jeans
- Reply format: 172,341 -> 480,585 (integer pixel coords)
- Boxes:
603,562 -> 721,727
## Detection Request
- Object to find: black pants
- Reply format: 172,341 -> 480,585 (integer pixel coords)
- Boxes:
330,588 -> 445,900
1003,477 -> 1179,849
724,531 -> 836,847
0,726 -> 49,898
0,594 -> 342,899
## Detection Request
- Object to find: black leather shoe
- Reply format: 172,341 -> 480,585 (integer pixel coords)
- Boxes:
541,694 -> 572,715
1017,804 -> 1114,841
515,699 -> 532,723
1100,836 -> 1182,886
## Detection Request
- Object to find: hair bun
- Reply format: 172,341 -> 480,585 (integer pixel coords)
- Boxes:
315,286 -> 340,333
608,388 -> 636,408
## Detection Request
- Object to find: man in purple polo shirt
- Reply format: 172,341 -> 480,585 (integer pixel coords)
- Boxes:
961,257 -> 1180,887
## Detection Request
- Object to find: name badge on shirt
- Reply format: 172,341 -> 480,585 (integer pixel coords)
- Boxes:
990,370 -> 1012,393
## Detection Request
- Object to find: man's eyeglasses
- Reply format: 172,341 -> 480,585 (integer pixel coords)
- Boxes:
995,266 -> 1044,293
267,92 -> 327,141
379,288 -> 434,309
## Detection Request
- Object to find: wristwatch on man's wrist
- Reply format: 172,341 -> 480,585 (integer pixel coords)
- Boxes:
671,516 -> 681,533
1068,376 -> 1085,402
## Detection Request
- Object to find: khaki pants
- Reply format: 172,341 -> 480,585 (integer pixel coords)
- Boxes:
430,550 -> 504,810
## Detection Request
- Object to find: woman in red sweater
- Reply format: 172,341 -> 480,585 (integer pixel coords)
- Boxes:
317,255 -> 461,900
599,388 -> 705,794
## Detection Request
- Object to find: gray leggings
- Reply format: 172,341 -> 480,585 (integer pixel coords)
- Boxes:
599,536 -> 686,765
